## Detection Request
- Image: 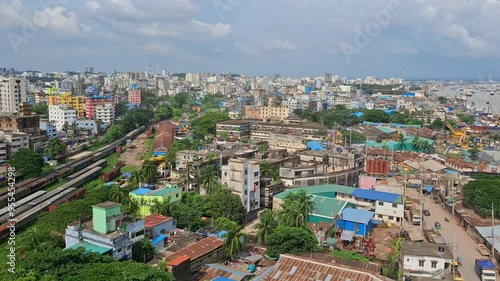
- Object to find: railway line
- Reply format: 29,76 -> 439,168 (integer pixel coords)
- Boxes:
0,126 -> 146,240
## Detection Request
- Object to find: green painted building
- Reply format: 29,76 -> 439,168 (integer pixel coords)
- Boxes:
308,195 -> 355,223
92,202 -> 122,234
129,185 -> 182,217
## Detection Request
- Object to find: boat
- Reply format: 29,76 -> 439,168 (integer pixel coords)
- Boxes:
490,91 -> 494,95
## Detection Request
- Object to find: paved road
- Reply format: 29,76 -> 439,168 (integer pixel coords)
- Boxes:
408,188 -> 492,281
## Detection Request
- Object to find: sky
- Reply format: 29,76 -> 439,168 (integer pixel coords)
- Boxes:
1,0 -> 500,80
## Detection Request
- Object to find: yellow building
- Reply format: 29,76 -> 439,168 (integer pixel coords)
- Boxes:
47,92 -> 86,118
244,105 -> 289,120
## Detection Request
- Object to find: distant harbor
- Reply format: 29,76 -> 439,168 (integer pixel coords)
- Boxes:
434,84 -> 500,115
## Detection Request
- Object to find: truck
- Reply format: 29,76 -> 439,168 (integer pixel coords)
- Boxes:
410,209 -> 421,225
405,199 -> 413,210
475,259 -> 497,281
476,244 -> 491,256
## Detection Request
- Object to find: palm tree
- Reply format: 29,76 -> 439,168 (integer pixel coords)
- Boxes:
253,210 -> 278,245
397,133 -> 406,151
149,198 -> 163,214
62,121 -> 70,135
140,160 -> 158,185
128,198 -> 140,217
129,170 -> 142,188
109,185 -> 124,203
281,202 -> 307,228
221,220 -> 246,258
420,140 -> 430,153
199,164 -> 219,194
412,136 -> 420,152
281,190 -> 314,228
149,198 -> 173,216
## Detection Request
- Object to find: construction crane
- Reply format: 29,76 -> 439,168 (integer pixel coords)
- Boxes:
444,119 -> 466,138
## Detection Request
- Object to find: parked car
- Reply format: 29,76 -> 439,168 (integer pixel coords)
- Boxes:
423,209 -> 431,216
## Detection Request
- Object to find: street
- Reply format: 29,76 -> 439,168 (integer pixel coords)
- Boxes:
407,188 -> 493,281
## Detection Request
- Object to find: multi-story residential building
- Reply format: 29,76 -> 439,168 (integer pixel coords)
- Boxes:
127,89 -> 141,105
335,93 -> 351,106
40,121 -> 57,139
399,242 -> 453,279
86,95 -> 115,120
75,120 -> 99,136
216,120 -> 252,141
0,138 -> 7,160
65,202 -> 144,260
47,92 -> 86,118
0,77 -> 26,113
221,158 -> 260,213
244,106 -> 289,120
129,186 -> 182,217
48,105 -> 77,131
0,103 -> 41,136
250,120 -> 326,142
95,103 -> 115,125
268,133 -> 308,152
273,184 -> 404,225
0,131 -> 30,159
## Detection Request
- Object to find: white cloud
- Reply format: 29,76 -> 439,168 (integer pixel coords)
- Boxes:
0,3 -> 24,28
191,20 -> 231,38
136,24 -> 180,38
444,23 -> 494,54
34,7 -> 84,35
262,39 -> 296,51
144,43 -> 170,55
235,42 -> 260,55
85,1 -> 101,13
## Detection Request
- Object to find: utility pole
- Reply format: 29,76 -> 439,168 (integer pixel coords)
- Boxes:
420,159 -> 425,235
450,233 -> 458,279
452,181 -> 455,221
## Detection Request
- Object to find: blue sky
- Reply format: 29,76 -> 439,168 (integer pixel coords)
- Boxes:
1,0 -> 500,79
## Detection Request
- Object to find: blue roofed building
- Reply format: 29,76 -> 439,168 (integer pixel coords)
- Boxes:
273,184 -> 404,225
129,186 -> 182,217
336,208 -> 376,237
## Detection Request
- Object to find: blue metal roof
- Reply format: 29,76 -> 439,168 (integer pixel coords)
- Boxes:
207,264 -> 247,277
341,208 -> 375,224
151,234 -> 167,245
306,141 -> 324,151
131,188 -> 151,195
424,186 -> 433,192
353,112 -> 364,117
212,277 -> 237,281
351,188 -> 401,203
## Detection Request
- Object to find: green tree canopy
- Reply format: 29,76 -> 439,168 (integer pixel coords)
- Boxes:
266,226 -> 320,258
153,105 -> 173,122
132,238 -> 156,263
191,113 -> 230,138
10,148 -> 45,178
463,176 -> 500,217
45,138 -> 67,159
456,113 -> 475,124
32,103 -> 48,115
204,186 -> 246,224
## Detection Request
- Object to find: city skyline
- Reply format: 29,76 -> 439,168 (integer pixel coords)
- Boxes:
1,1 -> 500,79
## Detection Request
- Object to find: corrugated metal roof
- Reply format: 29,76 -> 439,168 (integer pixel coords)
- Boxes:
166,236 -> 223,261
341,208 -> 375,224
256,254 -> 392,281
351,189 -> 402,204
273,184 -> 356,200
310,196 -> 354,219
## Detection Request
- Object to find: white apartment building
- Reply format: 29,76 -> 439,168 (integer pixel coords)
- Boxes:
0,138 -> 7,160
95,103 -> 115,125
48,105 -> 77,131
221,158 -> 260,213
0,77 -> 27,113
0,131 -> 30,159
400,241 -> 453,279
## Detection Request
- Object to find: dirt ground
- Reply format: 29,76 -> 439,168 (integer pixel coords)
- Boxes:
371,225 -> 402,260
120,130 -> 148,168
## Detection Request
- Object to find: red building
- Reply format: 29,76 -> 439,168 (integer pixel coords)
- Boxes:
128,89 -> 141,105
85,95 -> 115,120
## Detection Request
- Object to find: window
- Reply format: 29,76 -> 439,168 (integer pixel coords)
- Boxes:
392,203 -> 398,208
378,202 -> 384,206
431,261 -> 437,268
389,216 -> 394,220
245,169 -> 248,175
378,214 -> 383,219
418,260 -> 425,267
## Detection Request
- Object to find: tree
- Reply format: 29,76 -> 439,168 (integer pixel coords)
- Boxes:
199,164 -> 219,194
129,170 -> 142,188
140,160 -> 158,185
468,147 -> 480,160
9,148 -> 45,178
260,161 -> 279,182
153,105 -> 173,122
456,113 -> 475,124
171,202 -> 205,231
150,198 -> 173,216
463,176 -> 500,217
412,136 -> 420,151
191,113 -> 230,138
132,238 -> 156,263
115,102 -> 128,117
266,226 -> 320,258
420,140 -> 431,153
32,103 -> 48,115
281,190 -> 314,228
204,186 -> 246,224
109,185 -> 124,203
397,133 -> 406,151
437,96 -> 448,104
220,220 -> 246,258
362,109 -> 390,123
45,138 -> 67,159
429,118 -> 444,130
254,209 -> 278,245
128,198 -> 140,217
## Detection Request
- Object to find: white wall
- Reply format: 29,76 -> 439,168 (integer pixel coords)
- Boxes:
401,254 -> 450,278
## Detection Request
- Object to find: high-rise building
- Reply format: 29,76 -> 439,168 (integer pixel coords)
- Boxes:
86,95 -> 115,120
95,103 -> 115,125
324,73 -> 333,87
48,92 -> 86,118
128,89 -> 141,105
0,77 -> 27,113
221,158 -> 260,213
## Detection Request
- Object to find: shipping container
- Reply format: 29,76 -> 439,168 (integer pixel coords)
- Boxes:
102,167 -> 121,182
365,159 -> 390,176
116,146 -> 122,153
